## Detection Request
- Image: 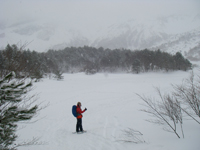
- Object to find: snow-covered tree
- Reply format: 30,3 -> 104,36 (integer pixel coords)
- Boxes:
0,72 -> 38,149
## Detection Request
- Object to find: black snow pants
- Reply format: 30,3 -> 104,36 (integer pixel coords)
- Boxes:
76,118 -> 83,132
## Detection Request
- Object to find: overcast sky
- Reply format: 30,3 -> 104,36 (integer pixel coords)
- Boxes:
0,0 -> 200,29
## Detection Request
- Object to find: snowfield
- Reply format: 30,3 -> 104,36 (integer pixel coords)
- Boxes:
17,69 -> 200,150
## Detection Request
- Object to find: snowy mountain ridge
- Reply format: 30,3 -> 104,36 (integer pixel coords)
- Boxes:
0,14 -> 200,59
151,27 -> 200,58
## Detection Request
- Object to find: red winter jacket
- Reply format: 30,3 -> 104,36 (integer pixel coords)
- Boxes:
76,105 -> 86,119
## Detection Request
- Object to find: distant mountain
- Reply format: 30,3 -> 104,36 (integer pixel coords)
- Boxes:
90,15 -> 200,61
151,27 -> 200,60
91,19 -> 170,50
0,14 -> 200,60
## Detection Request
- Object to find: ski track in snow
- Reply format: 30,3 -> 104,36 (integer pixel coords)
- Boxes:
16,67 -> 200,150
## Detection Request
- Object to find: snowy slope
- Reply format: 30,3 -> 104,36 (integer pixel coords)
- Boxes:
92,15 -> 200,59
16,68 -> 200,150
91,19 -> 169,50
0,20 -> 90,51
0,14 -> 200,58
151,27 -> 200,56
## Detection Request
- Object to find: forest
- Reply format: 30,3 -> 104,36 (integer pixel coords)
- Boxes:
0,44 -> 192,79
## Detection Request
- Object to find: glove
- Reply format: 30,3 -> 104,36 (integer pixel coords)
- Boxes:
85,108 -> 87,111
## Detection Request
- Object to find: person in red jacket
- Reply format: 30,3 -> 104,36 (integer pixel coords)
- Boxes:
76,102 -> 87,133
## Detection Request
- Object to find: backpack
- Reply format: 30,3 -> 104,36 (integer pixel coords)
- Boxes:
72,105 -> 77,117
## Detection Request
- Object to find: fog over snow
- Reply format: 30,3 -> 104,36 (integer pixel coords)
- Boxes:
0,0 -> 200,51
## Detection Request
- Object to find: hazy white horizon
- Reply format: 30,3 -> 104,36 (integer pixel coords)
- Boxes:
1,0 -> 199,28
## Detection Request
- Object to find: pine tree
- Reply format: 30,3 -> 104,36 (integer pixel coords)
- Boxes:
132,59 -> 141,74
0,72 -> 38,149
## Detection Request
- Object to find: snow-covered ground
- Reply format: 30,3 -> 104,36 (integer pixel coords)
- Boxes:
17,68 -> 200,150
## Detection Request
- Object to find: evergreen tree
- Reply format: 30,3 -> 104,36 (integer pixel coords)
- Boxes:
174,52 -> 185,70
132,59 -> 141,74
0,72 -> 38,149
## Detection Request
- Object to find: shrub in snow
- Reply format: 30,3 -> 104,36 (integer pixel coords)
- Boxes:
137,88 -> 184,138
53,70 -> 64,80
30,70 -> 43,82
85,69 -> 97,75
138,71 -> 200,139
0,72 -> 38,149
117,128 -> 145,143
173,71 -> 200,124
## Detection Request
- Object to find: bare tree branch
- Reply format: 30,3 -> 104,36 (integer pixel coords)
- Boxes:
137,92 -> 182,138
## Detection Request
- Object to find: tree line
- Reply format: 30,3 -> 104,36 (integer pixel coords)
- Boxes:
0,44 -> 192,79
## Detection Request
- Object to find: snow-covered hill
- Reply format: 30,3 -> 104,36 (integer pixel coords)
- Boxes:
0,14 -> 200,59
151,27 -> 200,59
